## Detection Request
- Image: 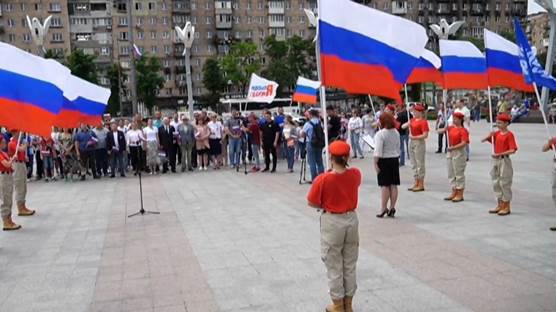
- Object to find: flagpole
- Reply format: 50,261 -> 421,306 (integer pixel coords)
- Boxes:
368,95 -> 377,117
404,84 -> 412,137
533,82 -> 556,157
443,88 -> 450,148
487,86 -> 495,155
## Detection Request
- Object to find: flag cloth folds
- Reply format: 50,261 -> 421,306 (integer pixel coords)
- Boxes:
54,75 -> 111,128
514,18 -> 556,91
440,39 -> 488,90
407,49 -> 443,86
484,29 -> 534,92
292,77 -> 320,104
0,42 -> 70,136
319,0 -> 428,101
246,73 -> 278,103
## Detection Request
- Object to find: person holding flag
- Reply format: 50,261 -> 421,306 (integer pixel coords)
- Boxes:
438,112 -> 469,203
1,136 -> 21,231
402,104 -> 429,192
8,131 -> 35,217
542,138 -> 556,231
481,113 -> 517,216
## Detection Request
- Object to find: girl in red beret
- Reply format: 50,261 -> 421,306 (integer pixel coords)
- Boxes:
437,112 -> 469,202
402,104 -> 429,192
481,113 -> 517,216
0,136 -> 20,231
307,140 -> 361,312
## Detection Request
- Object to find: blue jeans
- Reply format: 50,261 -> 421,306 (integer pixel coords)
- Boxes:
399,134 -> 409,166
350,131 -> 364,157
43,156 -> 53,178
228,137 -> 241,167
251,143 -> 260,167
110,150 -> 125,176
286,146 -> 295,170
307,146 -> 324,181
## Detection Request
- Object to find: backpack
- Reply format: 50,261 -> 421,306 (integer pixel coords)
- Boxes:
310,121 -> 325,149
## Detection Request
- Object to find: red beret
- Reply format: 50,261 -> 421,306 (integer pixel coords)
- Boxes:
329,140 -> 350,157
453,112 -> 465,119
386,104 -> 396,111
496,113 -> 511,123
413,104 -> 426,112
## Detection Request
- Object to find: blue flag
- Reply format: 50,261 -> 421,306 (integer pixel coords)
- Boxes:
514,18 -> 556,91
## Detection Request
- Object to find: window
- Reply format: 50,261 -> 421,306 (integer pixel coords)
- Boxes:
193,46 -> 199,53
248,16 -> 253,24
8,34 -> 16,43
119,32 -> 128,40
164,45 -> 171,55
161,2 -> 167,10
7,19 -> 15,28
195,59 -> 200,66
269,14 -> 284,23
208,46 -> 213,54
162,31 -> 169,39
150,17 -> 156,25
148,2 -> 155,10
119,17 -> 128,26
101,47 -> 109,56
191,1 -> 196,10
152,46 -> 158,54
76,33 -> 91,41
299,16 -> 305,24
258,2 -> 263,10
195,32 -> 200,39
51,17 -> 62,27
299,2 -> 304,9
4,3 -> 12,12
235,31 -> 241,39
234,16 -> 240,24
299,30 -> 305,37
135,2 -> 142,10
206,17 -> 212,24
259,29 -> 265,38
52,33 -> 63,42
233,1 -> 239,9
76,3 -> 88,12
151,32 -> 156,39
34,3 -> 41,11
247,2 -> 251,10
137,31 -> 144,39
205,2 -> 210,10
20,3 -> 26,11
286,16 -> 292,23
120,46 -> 130,55
207,31 -> 212,39
162,17 -> 168,25
136,17 -> 143,26
192,16 -> 197,24
23,33 -> 31,42
247,30 -> 252,38
163,60 -> 170,67
286,1 -> 291,9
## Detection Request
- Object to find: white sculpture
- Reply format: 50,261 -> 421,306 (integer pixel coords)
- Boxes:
304,9 -> 318,43
26,15 -> 52,52
175,22 -> 195,54
429,18 -> 465,40
534,0 -> 556,12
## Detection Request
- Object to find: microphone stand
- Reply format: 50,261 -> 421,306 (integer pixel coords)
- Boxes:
128,142 -> 159,218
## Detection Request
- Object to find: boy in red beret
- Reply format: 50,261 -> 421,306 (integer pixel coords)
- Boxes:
307,140 -> 361,312
438,112 -> 469,202
481,113 -> 517,216
0,136 -> 21,231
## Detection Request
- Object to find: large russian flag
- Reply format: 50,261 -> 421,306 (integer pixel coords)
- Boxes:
440,40 -> 488,90
54,75 -> 111,128
292,77 -> 320,104
0,42 -> 70,136
484,29 -> 534,92
407,49 -> 443,86
319,0 -> 428,101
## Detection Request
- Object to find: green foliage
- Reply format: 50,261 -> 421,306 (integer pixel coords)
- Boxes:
106,63 -> 126,116
202,58 -> 226,106
43,49 -> 63,60
464,37 -> 485,51
136,55 -> 165,112
66,49 -> 98,83
220,42 -> 261,95
500,30 -> 516,43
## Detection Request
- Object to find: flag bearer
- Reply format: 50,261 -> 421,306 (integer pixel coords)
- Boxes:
403,104 -> 429,192
307,140 -> 362,312
0,136 -> 20,231
542,137 -> 556,231
8,131 -> 35,217
438,112 -> 469,202
481,113 -> 517,216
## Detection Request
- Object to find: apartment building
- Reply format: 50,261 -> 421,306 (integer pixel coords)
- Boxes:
527,12 -> 550,55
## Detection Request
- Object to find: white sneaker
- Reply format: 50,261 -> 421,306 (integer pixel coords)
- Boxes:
204,167 -> 208,171
198,167 -> 203,171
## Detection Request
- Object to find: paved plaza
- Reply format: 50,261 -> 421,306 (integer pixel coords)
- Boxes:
1,122 -> 556,312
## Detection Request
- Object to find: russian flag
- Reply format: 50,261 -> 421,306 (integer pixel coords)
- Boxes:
54,75 -> 111,128
407,49 -> 443,86
0,42 -> 70,136
440,40 -> 488,90
319,0 -> 428,101
292,77 -> 320,104
484,29 -> 534,92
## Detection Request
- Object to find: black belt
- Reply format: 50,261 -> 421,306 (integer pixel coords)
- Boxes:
493,155 -> 509,159
323,210 -> 355,215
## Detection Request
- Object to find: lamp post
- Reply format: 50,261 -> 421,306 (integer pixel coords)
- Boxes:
534,0 -> 556,112
175,22 -> 195,119
26,15 -> 52,57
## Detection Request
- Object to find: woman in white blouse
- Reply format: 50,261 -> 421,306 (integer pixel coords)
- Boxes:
143,118 -> 159,174
373,112 -> 401,218
126,121 -> 146,175
348,109 -> 364,159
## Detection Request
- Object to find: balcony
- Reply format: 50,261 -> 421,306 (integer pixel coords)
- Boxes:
214,1 -> 232,15
544,38 -> 550,47
216,14 -> 232,29
391,1 -> 407,15
269,20 -> 285,28
268,1 -> 285,14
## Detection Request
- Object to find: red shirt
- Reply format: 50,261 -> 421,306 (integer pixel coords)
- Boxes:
447,126 -> 470,146
409,118 -> 429,136
249,123 -> 261,145
487,130 -> 518,154
8,139 -> 26,162
0,151 -> 13,173
307,168 -> 362,213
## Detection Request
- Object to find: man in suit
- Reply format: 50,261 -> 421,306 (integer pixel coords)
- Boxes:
158,117 -> 177,173
106,121 -> 126,178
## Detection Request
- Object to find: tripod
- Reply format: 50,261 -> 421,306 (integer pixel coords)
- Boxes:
128,145 -> 160,218
298,149 -> 308,184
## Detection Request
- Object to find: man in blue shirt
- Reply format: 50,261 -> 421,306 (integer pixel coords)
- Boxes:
302,109 -> 325,182
74,124 -> 98,181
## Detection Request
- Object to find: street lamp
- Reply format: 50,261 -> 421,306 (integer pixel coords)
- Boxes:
534,0 -> 556,111
26,15 -> 52,57
175,22 -> 195,119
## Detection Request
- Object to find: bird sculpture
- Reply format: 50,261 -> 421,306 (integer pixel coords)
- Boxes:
175,22 -> 195,55
26,15 -> 52,52
429,18 -> 465,40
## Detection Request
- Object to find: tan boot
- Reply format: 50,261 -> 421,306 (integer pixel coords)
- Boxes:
17,202 -> 35,217
326,298 -> 345,312
497,201 -> 511,216
344,296 -> 353,312
452,189 -> 464,202
413,178 -> 425,192
407,179 -> 418,191
489,199 -> 502,214
444,188 -> 457,201
2,216 -> 21,231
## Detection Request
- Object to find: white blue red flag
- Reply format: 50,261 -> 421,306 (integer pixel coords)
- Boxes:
440,40 -> 488,90
133,44 -> 143,57
407,49 -> 443,86
292,77 -> 320,104
0,42 -> 70,136
484,29 -> 533,92
319,0 -> 428,101
54,75 -> 111,128
514,18 -> 556,91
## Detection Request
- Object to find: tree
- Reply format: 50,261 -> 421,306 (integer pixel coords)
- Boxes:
106,63 -> 127,116
43,49 -> 63,60
220,42 -> 261,95
202,58 -> 226,107
286,36 -> 316,80
66,49 -> 98,83
136,55 -> 165,113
